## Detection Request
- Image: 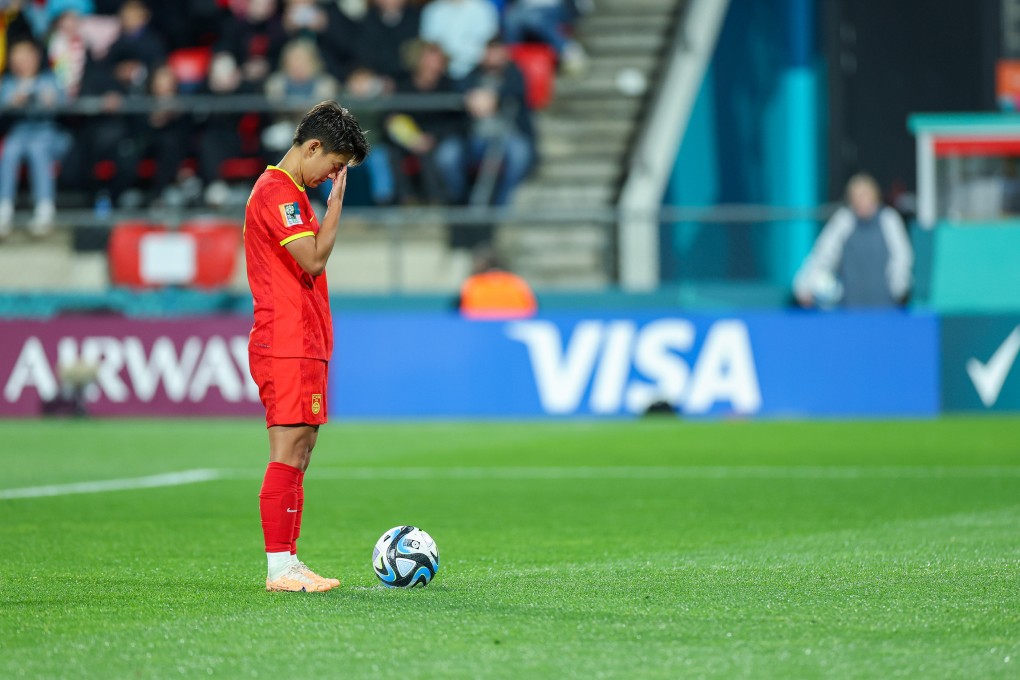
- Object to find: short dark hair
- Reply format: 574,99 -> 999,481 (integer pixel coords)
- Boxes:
293,101 -> 369,166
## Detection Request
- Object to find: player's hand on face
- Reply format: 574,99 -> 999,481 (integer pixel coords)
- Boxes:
327,166 -> 348,207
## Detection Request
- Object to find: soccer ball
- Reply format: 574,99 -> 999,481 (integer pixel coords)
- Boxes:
372,526 -> 439,588
810,269 -> 844,309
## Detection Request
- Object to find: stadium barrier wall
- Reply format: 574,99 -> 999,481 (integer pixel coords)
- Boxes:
940,315 -> 1020,412
0,317 -> 261,418
1,311 -> 947,418
331,311 -> 939,418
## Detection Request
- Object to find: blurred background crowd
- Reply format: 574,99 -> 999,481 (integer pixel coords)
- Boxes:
0,0 -> 593,236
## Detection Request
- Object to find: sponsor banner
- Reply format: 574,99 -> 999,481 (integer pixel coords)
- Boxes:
1,311 -> 939,419
941,315 -> 1020,411
0,318 -> 261,417
332,311 -> 939,418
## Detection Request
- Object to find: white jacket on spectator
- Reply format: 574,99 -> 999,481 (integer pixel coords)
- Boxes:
794,205 -> 913,308
420,0 -> 499,80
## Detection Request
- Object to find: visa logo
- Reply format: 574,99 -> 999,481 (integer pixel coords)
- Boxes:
507,319 -> 762,415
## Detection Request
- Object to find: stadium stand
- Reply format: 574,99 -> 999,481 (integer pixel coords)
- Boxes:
0,0 -> 688,294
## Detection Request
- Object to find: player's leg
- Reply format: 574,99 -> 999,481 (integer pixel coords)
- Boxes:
267,424 -> 314,470
290,425 -> 318,553
250,354 -> 330,591
261,425 -> 325,591
279,426 -> 314,558
288,360 -> 339,588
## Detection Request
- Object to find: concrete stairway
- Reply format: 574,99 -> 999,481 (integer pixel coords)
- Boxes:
503,0 -> 685,288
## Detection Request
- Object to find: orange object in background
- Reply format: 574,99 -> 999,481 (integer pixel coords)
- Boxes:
996,59 -> 1020,110
460,270 -> 538,320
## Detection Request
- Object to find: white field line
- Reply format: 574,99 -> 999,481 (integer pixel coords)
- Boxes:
218,466 -> 1020,481
3,466 -> 1019,501
0,469 -> 221,500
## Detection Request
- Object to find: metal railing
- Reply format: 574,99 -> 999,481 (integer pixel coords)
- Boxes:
0,93 -> 467,116
0,91 -> 521,209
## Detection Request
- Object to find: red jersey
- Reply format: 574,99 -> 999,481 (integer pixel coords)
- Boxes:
245,166 -> 333,360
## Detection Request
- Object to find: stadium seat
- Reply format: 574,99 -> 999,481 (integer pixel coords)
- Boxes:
509,44 -> 557,110
168,46 -> 213,93
178,218 -> 242,288
93,159 -> 117,182
217,113 -> 268,181
219,157 -> 265,180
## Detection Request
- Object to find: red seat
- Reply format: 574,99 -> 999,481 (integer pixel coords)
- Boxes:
178,218 -> 243,288
107,221 -> 167,288
168,46 -> 213,91
508,44 -> 557,110
93,159 -> 116,181
137,158 -> 157,179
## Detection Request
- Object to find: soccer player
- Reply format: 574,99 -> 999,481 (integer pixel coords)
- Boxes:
245,101 -> 368,592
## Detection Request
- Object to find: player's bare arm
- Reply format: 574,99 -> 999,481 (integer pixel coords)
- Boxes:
284,163 -> 349,276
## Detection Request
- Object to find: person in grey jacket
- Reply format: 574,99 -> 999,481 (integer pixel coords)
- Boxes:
794,173 -> 913,309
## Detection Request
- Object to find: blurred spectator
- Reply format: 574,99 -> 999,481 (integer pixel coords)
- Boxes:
437,38 -> 535,206
120,65 -> 197,208
458,245 -> 537,319
265,37 -> 340,102
503,0 -> 587,75
282,0 -> 358,82
147,0 -> 220,51
216,0 -> 285,89
199,0 -> 283,204
63,0 -> 165,205
102,0 -> 165,95
0,2 -> 34,73
387,41 -> 470,204
794,173 -> 913,309
31,0 -> 94,37
261,38 -> 340,154
0,37 -> 68,236
351,0 -> 420,92
341,0 -> 422,206
47,9 -> 90,99
420,0 -> 498,81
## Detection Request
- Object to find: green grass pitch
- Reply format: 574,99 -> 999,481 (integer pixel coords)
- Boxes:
1,417 -> 1018,678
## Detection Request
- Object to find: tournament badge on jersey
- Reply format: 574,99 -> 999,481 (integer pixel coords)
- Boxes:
279,202 -> 303,227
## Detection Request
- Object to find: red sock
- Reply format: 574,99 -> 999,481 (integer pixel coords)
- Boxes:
290,471 -> 305,555
259,462 -> 301,553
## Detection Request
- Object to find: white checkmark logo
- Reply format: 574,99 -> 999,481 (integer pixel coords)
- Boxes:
966,326 -> 1020,407
286,508 -> 298,513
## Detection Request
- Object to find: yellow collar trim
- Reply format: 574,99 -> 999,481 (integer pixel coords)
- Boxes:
267,165 -> 305,192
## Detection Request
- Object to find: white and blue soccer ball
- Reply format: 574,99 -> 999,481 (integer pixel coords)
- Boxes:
372,526 -> 439,588
810,269 -> 844,309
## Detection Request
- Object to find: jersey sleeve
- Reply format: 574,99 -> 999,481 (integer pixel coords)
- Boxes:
255,184 -> 315,247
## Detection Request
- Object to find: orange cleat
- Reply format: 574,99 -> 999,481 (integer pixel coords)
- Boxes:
295,561 -> 340,589
265,564 -> 332,592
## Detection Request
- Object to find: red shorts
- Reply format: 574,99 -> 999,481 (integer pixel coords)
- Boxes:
249,355 -> 328,427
